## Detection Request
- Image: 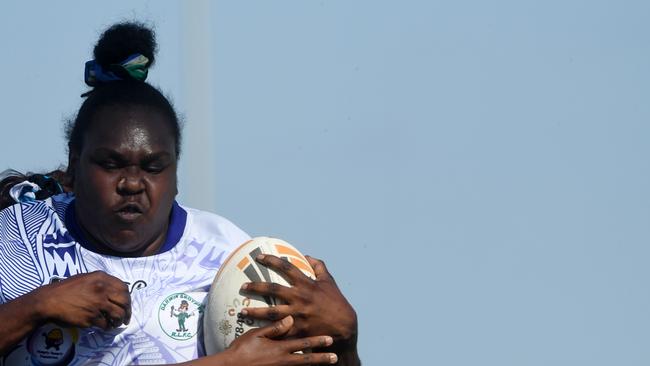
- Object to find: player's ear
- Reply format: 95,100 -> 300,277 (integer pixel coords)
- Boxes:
66,149 -> 80,189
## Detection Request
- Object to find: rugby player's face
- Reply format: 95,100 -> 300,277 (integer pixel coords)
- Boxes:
72,106 -> 178,256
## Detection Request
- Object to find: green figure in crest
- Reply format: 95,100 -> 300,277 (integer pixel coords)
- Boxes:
170,300 -> 194,332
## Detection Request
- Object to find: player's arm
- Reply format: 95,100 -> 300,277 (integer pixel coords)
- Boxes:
152,316 -> 338,366
241,255 -> 361,366
0,271 -> 131,355
0,288 -> 49,355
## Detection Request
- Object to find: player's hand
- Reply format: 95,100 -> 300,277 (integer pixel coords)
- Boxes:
32,271 -> 131,330
240,255 -> 358,342
221,315 -> 338,366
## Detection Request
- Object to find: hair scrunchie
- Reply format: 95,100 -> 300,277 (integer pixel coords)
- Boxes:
9,181 -> 41,203
7,174 -> 64,204
84,53 -> 149,86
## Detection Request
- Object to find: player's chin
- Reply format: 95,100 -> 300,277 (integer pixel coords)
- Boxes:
105,231 -> 151,254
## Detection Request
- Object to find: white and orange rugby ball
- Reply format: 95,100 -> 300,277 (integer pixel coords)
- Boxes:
203,237 -> 315,355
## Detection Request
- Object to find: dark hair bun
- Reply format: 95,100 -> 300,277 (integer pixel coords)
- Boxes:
93,22 -> 157,68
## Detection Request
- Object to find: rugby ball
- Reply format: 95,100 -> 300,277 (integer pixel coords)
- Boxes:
203,237 -> 315,355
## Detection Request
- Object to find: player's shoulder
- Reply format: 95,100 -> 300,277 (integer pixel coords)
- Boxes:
179,204 -> 250,249
0,193 -> 70,222
0,193 -> 71,241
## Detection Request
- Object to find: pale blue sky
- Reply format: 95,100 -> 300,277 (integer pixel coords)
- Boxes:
2,1 -> 650,365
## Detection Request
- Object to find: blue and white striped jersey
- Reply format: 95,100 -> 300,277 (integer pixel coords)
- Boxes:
0,193 -> 249,365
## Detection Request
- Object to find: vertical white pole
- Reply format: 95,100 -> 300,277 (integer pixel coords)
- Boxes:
180,0 -> 217,212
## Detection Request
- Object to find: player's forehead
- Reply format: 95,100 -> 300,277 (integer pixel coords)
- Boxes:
83,105 -> 176,156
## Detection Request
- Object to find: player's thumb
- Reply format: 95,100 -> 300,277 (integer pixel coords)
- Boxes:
261,315 -> 293,339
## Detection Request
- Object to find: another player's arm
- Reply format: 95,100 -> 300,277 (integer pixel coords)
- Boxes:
0,271 -> 130,355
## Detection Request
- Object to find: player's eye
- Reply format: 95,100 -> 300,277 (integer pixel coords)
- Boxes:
98,160 -> 120,170
143,163 -> 166,174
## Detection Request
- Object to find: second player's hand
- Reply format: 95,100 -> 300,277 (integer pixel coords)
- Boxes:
240,254 -> 358,342
32,271 -> 131,330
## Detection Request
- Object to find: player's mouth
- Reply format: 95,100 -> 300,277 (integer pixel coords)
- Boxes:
114,202 -> 144,221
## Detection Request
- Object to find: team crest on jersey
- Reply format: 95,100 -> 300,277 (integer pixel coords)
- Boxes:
158,293 -> 204,340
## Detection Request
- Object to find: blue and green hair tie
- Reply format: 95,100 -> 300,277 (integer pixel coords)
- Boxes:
84,53 -> 149,86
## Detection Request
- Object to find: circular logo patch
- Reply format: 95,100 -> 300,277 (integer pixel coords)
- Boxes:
158,293 -> 203,340
26,324 -> 78,366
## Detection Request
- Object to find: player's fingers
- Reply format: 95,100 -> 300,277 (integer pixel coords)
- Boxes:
282,335 -> 333,353
107,288 -> 132,325
241,304 -> 291,321
255,254 -> 311,285
90,311 -> 110,330
285,351 -> 338,365
241,281 -> 293,301
109,281 -> 130,301
305,255 -> 333,281
90,272 -> 132,324
258,315 -> 293,338
123,301 -> 132,325
99,302 -> 128,330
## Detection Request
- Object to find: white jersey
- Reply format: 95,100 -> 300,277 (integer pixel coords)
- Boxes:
0,193 -> 250,365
